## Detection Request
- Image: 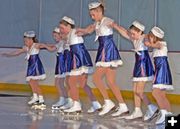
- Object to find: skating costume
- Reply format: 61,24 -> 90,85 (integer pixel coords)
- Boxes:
152,41 -> 173,90
67,29 -> 93,76
132,36 -> 154,82
55,41 -> 66,78
25,43 -> 46,81
95,17 -> 123,67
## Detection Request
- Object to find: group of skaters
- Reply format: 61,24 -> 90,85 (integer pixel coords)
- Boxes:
1,1 -> 173,125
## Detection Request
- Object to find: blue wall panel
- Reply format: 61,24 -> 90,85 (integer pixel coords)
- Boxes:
157,0 -> 180,51
0,0 -> 179,51
0,0 -> 40,47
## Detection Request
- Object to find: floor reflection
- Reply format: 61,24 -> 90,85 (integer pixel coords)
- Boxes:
0,95 -> 178,129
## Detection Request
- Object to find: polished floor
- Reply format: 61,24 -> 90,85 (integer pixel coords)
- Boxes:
0,92 -> 179,129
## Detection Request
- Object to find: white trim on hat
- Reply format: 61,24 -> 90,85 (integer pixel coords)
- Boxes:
24,31 -> 35,38
151,26 -> 164,39
88,2 -> 101,10
53,27 -> 60,33
132,21 -> 145,32
62,16 -> 75,25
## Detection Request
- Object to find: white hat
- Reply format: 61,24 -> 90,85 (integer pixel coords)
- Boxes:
24,31 -> 35,38
132,21 -> 145,32
88,2 -> 101,10
151,26 -> 164,38
53,27 -> 60,33
62,16 -> 75,25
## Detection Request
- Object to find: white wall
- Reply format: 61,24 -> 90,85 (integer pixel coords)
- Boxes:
0,48 -> 180,94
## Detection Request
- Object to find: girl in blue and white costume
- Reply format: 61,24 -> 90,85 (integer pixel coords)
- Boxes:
76,1 -> 129,116
59,16 -> 102,113
1,31 -> 53,106
112,21 -> 158,120
49,27 -> 69,110
145,27 -> 173,124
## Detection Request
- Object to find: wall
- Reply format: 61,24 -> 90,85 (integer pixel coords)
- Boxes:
0,0 -> 180,51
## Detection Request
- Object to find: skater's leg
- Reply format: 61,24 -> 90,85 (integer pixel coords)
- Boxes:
105,67 -> 125,103
68,76 -> 79,101
92,67 -> 108,99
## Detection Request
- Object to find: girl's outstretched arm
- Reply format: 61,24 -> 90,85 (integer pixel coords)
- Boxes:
76,24 -> 95,36
110,22 -> 131,40
1,48 -> 26,57
36,43 -> 56,52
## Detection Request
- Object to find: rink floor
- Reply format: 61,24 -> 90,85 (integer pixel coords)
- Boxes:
0,91 -> 179,129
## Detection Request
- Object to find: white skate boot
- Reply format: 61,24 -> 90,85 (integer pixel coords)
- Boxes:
87,101 -> 102,113
52,97 -> 66,110
31,95 -> 46,110
63,101 -> 82,115
98,99 -> 115,116
125,107 -> 143,120
111,103 -> 129,117
155,109 -> 169,125
60,98 -> 73,110
144,104 -> 159,121
28,93 -> 39,105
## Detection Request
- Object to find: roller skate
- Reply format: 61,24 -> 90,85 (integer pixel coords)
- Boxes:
31,96 -> 46,110
28,94 -> 39,105
98,99 -> 115,116
31,102 -> 46,110
144,104 -> 159,121
59,98 -> 73,113
124,107 -> 143,120
63,101 -> 82,116
51,97 -> 66,112
155,110 -> 172,125
111,103 -> 129,117
87,101 -> 102,113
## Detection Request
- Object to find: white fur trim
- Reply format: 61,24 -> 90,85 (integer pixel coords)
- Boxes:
69,66 -> 93,76
96,60 -> 123,67
153,84 -> 174,91
132,76 -> 154,82
55,74 -> 66,78
26,74 -> 46,81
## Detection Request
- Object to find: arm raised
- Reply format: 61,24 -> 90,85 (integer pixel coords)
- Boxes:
1,48 -> 26,57
76,24 -> 95,36
111,22 -> 131,40
36,43 -> 57,52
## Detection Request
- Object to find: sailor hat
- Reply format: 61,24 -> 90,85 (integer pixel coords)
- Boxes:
88,1 -> 101,10
24,31 -> 35,38
62,16 -> 75,25
53,27 -> 60,33
132,21 -> 145,32
151,26 -> 164,38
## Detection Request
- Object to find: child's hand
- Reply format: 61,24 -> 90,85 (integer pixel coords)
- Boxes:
75,28 -> 85,36
1,52 -> 10,57
156,41 -> 163,48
